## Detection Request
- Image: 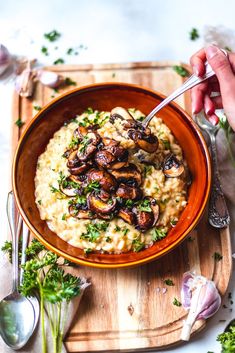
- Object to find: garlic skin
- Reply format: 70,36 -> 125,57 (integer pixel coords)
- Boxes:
37,70 -> 64,88
180,272 -> 221,341
0,44 -> 11,76
15,61 -> 36,97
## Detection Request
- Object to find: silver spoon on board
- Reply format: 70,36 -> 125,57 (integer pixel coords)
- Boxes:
142,48 -> 228,128
195,113 -> 230,228
0,192 -> 36,350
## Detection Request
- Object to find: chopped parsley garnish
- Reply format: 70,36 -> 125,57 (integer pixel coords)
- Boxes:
173,65 -> 190,77
105,236 -> 112,242
38,200 -> 42,205
137,199 -> 152,212
125,199 -> 134,208
1,241 -> 13,262
67,48 -> 74,55
164,279 -> 174,286
84,248 -> 92,255
151,228 -> 167,241
65,77 -> 77,86
161,139 -> 170,150
44,30 -> 61,42
132,239 -> 145,252
173,297 -> 182,307
41,46 -> 49,56
62,213 -> 66,221
112,72 -> 116,78
33,105 -> 42,111
144,165 -> 153,177
69,195 -> 86,207
80,222 -> 108,242
53,58 -> 65,65
69,136 -> 80,149
122,227 -> 129,236
15,118 -> 25,128
114,225 -> 121,232
49,185 -> 65,198
85,107 -> 94,114
85,181 -> 101,193
170,218 -> 177,227
79,136 -> 90,154
189,28 -> 200,41
213,252 -> 223,262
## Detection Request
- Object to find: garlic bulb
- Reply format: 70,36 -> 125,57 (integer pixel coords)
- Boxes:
0,44 -> 11,76
181,272 -> 221,341
37,70 -> 64,88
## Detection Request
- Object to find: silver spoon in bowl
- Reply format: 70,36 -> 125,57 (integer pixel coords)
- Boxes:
0,192 -> 37,350
142,48 -> 228,128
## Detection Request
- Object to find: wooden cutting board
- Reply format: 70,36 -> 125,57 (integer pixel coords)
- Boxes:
11,61 -> 232,352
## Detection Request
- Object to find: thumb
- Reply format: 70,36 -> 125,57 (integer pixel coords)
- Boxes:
205,46 -> 235,90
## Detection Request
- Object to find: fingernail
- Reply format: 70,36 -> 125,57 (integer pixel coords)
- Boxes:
208,114 -> 219,126
205,107 -> 215,116
206,45 -> 219,59
193,66 -> 200,76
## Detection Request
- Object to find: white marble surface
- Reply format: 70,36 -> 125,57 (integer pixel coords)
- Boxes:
0,0 -> 234,352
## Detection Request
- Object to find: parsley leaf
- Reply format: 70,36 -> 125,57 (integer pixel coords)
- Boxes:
173,297 -> 182,307
151,228 -> 167,241
137,199 -> 152,212
189,28 -> 200,41
213,252 -> 223,262
132,239 -> 145,252
44,30 -> 61,42
173,65 -> 190,77
15,118 -> 25,128
53,58 -> 65,65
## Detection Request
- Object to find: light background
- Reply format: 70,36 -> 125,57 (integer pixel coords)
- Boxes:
0,1 -> 234,352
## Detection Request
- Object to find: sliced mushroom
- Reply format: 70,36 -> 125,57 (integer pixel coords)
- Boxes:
96,213 -> 114,220
87,193 -> 117,214
110,164 -> 142,186
94,150 -> 116,169
133,207 -> 154,230
110,107 -> 135,121
87,168 -> 117,192
146,197 -> 160,226
69,205 -> 95,219
102,137 -> 119,147
163,154 -> 185,178
107,145 -> 129,169
73,125 -> 88,139
116,183 -> 142,200
77,143 -> 97,162
118,208 -> 135,225
128,129 -> 158,153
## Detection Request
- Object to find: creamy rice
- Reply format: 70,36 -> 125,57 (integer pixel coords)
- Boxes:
35,108 -> 188,254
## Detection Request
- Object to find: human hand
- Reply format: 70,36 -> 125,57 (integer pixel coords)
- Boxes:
190,45 -> 235,131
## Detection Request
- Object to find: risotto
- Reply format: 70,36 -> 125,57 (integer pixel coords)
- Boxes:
35,107 -> 188,254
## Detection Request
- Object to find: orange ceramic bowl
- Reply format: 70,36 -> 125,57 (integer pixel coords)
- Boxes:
13,83 -> 211,268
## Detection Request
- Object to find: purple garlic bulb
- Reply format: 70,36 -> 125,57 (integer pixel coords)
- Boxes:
181,271 -> 221,341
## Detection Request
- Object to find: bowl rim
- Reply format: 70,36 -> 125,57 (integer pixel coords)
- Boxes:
12,82 -> 211,268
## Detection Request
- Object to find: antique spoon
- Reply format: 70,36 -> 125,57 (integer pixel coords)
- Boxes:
142,49 -> 228,128
195,113 -> 230,228
0,192 -> 36,350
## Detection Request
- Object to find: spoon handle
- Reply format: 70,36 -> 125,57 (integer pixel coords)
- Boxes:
6,191 -> 22,292
143,49 -> 227,128
208,136 -> 230,228
20,220 -> 30,284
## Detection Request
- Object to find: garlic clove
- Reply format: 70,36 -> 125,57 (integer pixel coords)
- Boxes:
37,70 -> 64,88
181,271 -> 221,341
0,44 -> 12,76
15,61 -> 36,97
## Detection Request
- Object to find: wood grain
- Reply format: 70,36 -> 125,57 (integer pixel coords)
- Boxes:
11,61 -> 232,352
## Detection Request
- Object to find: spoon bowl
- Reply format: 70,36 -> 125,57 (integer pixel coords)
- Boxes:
0,192 -> 37,349
0,292 -> 35,349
